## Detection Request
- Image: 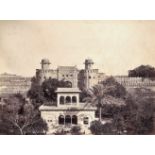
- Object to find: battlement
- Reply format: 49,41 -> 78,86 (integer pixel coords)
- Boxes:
114,76 -> 155,89
58,66 -> 77,71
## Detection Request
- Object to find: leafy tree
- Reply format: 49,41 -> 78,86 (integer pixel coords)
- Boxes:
90,87 -> 155,135
128,65 -> 155,79
27,77 -> 45,106
90,121 -> 116,135
106,89 -> 155,135
42,78 -> 72,102
102,76 -> 127,98
79,88 -> 88,102
0,95 -> 47,135
84,84 -> 125,122
90,121 -> 104,135
28,77 -> 71,106
125,88 -> 155,134
112,111 -> 126,134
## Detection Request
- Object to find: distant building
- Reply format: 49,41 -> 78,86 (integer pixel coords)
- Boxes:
36,58 -> 106,90
115,76 -> 155,91
0,73 -> 31,97
36,58 -> 155,91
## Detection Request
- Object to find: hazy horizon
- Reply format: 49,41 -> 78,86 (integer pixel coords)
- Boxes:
0,20 -> 155,77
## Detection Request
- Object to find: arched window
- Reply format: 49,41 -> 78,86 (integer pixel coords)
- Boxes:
65,115 -> 71,124
66,96 -> 71,103
72,96 -> 77,103
60,96 -> 65,104
72,115 -> 78,124
83,117 -> 89,125
59,115 -> 65,125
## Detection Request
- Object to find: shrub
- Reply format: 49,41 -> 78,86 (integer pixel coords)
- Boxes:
71,125 -> 81,135
90,121 -> 116,135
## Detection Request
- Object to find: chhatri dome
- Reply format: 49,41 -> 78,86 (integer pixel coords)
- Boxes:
84,59 -> 94,65
41,58 -> 51,64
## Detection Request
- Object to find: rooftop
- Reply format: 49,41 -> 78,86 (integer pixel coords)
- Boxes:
56,87 -> 81,93
58,66 -> 77,70
39,103 -> 97,111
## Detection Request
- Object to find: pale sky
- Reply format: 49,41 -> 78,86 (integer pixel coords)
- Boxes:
0,20 -> 155,77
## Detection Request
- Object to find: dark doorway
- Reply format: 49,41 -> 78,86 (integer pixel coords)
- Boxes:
65,115 -> 71,124
72,96 -> 77,103
59,115 -> 65,125
66,96 -> 71,103
60,96 -> 65,104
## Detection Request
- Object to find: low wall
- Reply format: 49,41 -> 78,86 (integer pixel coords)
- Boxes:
114,76 -> 155,91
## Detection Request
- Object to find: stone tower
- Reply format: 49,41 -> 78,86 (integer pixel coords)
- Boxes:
36,58 -> 52,84
41,58 -> 51,70
84,59 -> 94,89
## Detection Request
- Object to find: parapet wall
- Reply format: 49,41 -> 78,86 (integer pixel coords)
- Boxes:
114,76 -> 155,91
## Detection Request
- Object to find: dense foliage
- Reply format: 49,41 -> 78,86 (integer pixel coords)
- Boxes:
90,121 -> 116,135
27,77 -> 71,107
84,77 -> 126,122
70,125 -> 81,135
128,65 -> 155,79
0,94 -> 47,135
102,76 -> 127,98
90,88 -> 155,135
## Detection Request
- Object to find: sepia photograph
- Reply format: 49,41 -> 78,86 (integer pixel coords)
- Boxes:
0,20 -> 155,135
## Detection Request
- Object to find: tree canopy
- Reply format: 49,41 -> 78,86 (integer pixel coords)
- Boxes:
86,77 -> 155,135
102,76 -> 127,98
128,65 -> 155,79
42,78 -> 72,102
84,77 -> 126,122
0,95 -> 47,135
27,77 -> 45,105
90,88 -> 155,135
27,77 -> 71,106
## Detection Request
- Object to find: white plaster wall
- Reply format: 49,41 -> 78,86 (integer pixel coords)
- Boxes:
40,110 -> 96,134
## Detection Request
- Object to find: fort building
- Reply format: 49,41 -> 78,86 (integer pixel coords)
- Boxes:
36,58 -> 106,90
36,58 -> 155,91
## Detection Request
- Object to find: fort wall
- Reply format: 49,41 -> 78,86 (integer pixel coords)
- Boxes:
114,76 -> 155,91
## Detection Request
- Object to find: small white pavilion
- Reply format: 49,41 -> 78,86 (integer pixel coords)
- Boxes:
39,87 -> 97,134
